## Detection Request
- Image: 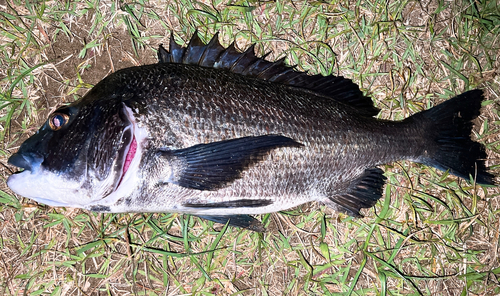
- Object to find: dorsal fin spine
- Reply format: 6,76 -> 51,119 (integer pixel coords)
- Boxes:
168,33 -> 184,63
199,32 -> 220,67
181,30 -> 196,63
229,45 -> 249,71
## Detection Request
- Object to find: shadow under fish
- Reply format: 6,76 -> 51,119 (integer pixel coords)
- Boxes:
7,32 -> 495,232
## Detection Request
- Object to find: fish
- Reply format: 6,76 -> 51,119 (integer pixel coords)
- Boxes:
6,32 -> 495,232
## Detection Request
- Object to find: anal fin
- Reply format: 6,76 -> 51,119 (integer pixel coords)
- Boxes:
323,168 -> 386,217
196,215 -> 265,232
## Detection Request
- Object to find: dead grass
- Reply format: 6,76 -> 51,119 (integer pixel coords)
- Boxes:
0,0 -> 499,295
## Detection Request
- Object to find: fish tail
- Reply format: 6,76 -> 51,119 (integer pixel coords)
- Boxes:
408,89 -> 494,185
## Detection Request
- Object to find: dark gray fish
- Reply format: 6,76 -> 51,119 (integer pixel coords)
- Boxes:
6,32 -> 495,232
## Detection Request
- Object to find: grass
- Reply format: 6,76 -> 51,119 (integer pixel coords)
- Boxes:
0,0 -> 499,295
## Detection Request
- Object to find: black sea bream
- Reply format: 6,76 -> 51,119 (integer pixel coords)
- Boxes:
6,33 -> 495,231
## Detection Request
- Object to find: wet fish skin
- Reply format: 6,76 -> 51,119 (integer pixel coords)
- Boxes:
6,33 -> 494,231
100,64 -> 395,213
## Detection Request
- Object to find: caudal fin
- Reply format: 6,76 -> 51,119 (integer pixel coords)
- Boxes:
409,89 -> 494,185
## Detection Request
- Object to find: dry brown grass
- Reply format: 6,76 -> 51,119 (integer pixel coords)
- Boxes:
0,0 -> 499,295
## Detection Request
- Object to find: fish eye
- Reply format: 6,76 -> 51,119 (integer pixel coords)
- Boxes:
48,113 -> 70,131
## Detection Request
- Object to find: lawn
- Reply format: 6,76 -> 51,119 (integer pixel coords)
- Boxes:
0,0 -> 499,295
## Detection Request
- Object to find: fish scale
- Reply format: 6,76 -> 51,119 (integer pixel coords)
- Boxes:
6,32 -> 495,232
133,64 -> 397,200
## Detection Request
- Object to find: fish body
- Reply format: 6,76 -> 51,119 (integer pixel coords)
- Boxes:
6,33 -> 494,231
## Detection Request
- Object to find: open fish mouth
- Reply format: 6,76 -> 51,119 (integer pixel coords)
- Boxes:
111,104 -> 141,194
117,134 -> 137,188
83,104 -> 148,211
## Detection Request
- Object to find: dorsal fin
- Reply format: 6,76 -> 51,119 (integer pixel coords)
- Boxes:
158,32 -> 379,117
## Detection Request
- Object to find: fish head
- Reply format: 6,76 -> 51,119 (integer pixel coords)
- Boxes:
7,89 -> 144,208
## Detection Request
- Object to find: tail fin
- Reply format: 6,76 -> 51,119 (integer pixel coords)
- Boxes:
408,89 -> 494,185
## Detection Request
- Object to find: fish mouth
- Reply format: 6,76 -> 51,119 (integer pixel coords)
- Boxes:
83,104 -> 147,209
113,124 -> 137,191
112,104 -> 140,193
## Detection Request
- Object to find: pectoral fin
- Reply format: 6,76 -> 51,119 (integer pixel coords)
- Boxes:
323,167 -> 386,217
159,135 -> 302,190
196,215 -> 265,232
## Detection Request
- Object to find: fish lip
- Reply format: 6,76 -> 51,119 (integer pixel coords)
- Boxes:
8,152 -> 44,173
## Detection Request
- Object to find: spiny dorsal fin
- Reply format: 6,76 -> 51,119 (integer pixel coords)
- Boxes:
158,32 -> 379,117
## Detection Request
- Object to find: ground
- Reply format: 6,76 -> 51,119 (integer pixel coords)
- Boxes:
0,0 -> 499,295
